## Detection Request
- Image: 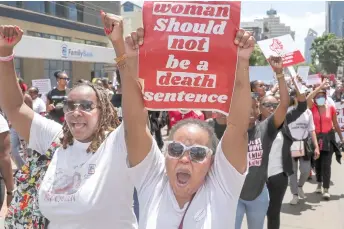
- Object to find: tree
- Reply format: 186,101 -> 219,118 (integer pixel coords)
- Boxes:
311,33 -> 344,74
249,45 -> 269,66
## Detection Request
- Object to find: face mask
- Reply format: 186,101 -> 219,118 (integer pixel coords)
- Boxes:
315,97 -> 326,106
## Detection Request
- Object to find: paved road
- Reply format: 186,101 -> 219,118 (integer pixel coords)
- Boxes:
1,134 -> 343,229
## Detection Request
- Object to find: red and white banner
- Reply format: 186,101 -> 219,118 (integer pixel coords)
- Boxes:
258,34 -> 305,67
335,102 -> 344,142
139,1 -> 241,115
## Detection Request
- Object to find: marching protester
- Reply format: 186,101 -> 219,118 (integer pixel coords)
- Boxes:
287,88 -> 320,205
101,10 -> 254,229
264,77 -> 308,229
235,57 -> 300,229
0,112 -> 14,210
306,81 -> 343,200
0,25 -> 138,229
46,70 -> 69,124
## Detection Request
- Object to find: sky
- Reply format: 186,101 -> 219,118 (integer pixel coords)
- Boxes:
126,0 -> 326,55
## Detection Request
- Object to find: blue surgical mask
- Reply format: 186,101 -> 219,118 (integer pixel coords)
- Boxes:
315,97 -> 326,106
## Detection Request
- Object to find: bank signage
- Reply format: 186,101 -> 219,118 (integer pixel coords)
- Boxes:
61,44 -> 94,59
14,35 -> 115,63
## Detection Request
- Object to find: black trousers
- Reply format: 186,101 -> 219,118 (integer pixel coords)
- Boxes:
266,172 -> 288,229
315,150 -> 333,189
0,178 -> 5,210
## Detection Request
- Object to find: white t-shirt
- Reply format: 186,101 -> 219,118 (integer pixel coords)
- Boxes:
32,97 -> 46,114
128,140 -> 247,229
0,113 -> 9,133
268,132 -> 284,178
28,114 -> 137,229
288,108 -> 315,140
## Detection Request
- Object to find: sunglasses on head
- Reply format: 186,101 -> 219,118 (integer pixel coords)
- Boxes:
262,102 -> 279,109
165,141 -> 212,163
63,100 -> 98,113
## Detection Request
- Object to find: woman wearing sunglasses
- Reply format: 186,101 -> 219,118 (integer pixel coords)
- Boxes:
235,57 -> 290,229
0,25 -> 137,228
101,11 -> 253,229
261,77 -> 307,229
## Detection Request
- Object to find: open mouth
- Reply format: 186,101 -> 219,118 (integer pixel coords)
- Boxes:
72,123 -> 86,130
176,171 -> 191,187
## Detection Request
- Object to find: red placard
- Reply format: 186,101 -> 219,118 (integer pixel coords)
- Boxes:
139,1 -> 241,115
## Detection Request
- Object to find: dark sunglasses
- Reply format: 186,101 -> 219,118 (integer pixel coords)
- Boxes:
59,77 -> 70,81
166,141 -> 212,163
63,100 -> 98,113
262,102 -> 279,109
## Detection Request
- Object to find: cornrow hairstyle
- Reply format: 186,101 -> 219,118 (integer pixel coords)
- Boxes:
168,118 -> 219,154
60,81 -> 121,153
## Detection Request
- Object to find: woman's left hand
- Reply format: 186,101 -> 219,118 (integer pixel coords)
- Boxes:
314,147 -> 320,160
234,29 -> 255,60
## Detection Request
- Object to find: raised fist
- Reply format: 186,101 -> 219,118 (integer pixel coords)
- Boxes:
234,29 -> 255,60
0,25 -> 23,54
269,56 -> 283,74
100,11 -> 123,43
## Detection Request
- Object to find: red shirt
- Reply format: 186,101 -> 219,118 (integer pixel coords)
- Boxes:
168,111 -> 205,128
311,103 -> 335,134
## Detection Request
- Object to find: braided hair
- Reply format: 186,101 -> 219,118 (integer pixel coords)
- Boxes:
60,81 -> 121,153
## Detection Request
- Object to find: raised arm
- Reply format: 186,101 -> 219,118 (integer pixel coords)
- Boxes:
101,12 -> 152,167
306,80 -> 327,108
0,26 -> 34,142
269,57 -> 290,128
222,29 -> 255,174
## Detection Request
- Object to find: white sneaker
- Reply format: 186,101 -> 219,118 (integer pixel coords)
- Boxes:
289,195 -> 299,205
315,184 -> 322,193
298,187 -> 305,199
323,189 -> 330,200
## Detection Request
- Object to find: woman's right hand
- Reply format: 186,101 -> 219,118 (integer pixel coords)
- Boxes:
124,28 -> 144,57
0,25 -> 23,56
269,56 -> 283,74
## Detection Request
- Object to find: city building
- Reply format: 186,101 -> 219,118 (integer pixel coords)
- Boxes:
326,1 -> 344,37
253,8 -> 295,40
0,1 -> 121,86
240,21 -> 264,41
304,29 -> 318,64
121,1 -> 142,36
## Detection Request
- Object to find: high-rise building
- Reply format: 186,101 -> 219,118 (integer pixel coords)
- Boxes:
0,1 -> 120,85
304,29 -> 318,64
326,1 -> 344,37
121,1 -> 143,36
240,21 -> 264,41
259,8 -> 295,40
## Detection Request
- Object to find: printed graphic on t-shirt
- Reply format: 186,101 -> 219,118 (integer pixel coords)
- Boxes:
44,163 -> 97,202
248,138 -> 263,167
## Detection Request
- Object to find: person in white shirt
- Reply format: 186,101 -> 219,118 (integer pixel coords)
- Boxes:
28,87 -> 46,115
287,89 -> 320,205
0,113 -> 15,210
0,25 -> 137,229
102,12 -> 254,229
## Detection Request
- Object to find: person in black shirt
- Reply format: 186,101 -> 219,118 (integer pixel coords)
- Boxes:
207,112 -> 227,140
46,71 -> 69,124
111,70 -> 123,121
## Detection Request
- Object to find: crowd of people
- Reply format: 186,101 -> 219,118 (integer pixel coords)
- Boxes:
0,10 -> 342,229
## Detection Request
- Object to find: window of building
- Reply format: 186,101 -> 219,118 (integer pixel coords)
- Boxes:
27,31 -> 72,43
44,60 -> 72,87
23,1 -> 45,13
123,3 -> 134,12
14,58 -> 22,79
92,63 -> 105,78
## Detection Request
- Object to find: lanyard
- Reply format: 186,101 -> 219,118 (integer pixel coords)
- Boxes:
178,194 -> 196,229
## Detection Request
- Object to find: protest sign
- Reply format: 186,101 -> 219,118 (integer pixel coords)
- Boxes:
32,78 -> 52,102
257,35 -> 305,67
139,1 -> 241,114
297,66 -> 310,81
307,74 -> 322,86
335,102 -> 344,142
